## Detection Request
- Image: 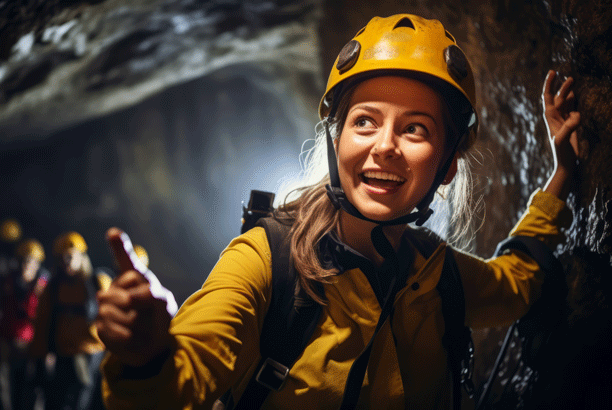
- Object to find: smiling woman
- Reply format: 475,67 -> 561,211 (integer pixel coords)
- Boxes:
97,13 -> 581,410
337,76 -> 450,224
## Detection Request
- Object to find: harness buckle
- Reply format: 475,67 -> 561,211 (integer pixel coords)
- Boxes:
255,357 -> 290,391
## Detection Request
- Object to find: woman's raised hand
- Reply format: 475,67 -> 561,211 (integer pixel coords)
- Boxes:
96,227 -> 175,368
542,69 -> 582,200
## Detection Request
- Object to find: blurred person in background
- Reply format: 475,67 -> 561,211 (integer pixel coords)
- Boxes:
0,218 -> 24,410
133,245 -> 149,270
0,239 -> 48,410
0,219 -> 22,279
29,232 -> 111,410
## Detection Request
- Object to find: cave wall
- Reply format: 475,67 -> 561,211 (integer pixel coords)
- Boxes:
319,0 -> 612,406
0,0 -> 324,304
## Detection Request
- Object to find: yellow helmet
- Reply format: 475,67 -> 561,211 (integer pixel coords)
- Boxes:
133,244 -> 149,268
16,239 -> 45,262
1,219 -> 22,243
319,14 -> 476,129
53,231 -> 88,256
320,14 -> 478,227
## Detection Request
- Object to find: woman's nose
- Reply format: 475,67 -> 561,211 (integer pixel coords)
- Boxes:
372,126 -> 400,158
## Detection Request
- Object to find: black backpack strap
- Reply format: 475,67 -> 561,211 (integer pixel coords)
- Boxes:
437,248 -> 474,409
226,217 -> 323,410
409,227 -> 473,409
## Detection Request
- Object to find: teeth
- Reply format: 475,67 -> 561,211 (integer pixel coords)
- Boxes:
362,171 -> 405,183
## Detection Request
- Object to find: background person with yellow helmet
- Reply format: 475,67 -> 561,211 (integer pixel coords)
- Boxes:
96,13 -> 580,410
0,218 -> 23,279
133,244 -> 149,268
29,231 -> 112,410
0,219 -> 24,410
0,238 -> 49,410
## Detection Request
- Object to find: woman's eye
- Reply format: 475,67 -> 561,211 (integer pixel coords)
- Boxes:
405,124 -> 428,136
355,117 -> 374,128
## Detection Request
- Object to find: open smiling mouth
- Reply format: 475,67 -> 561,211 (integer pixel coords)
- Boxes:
360,171 -> 406,189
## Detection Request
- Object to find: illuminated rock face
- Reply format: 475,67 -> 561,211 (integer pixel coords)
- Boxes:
0,0 -> 611,406
0,0 -> 324,304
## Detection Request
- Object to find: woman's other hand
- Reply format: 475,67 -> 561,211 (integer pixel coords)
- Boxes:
542,69 -> 582,200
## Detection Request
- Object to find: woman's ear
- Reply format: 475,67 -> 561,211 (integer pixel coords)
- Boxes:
441,155 -> 458,185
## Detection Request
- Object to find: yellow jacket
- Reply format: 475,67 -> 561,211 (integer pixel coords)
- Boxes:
102,190 -> 571,409
30,271 -> 112,357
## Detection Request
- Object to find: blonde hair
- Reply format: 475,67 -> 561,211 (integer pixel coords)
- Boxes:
276,77 -> 480,303
274,116 -> 345,304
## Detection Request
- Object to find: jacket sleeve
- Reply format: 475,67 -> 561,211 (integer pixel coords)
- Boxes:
455,189 -> 572,329
101,226 -> 273,410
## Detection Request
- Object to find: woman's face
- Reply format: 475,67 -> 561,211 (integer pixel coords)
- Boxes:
337,76 -> 449,221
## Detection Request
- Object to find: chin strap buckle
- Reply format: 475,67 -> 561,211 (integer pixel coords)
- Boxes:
325,184 -> 343,210
414,208 -> 434,226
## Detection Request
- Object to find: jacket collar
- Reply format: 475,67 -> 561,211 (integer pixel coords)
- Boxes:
318,229 -> 415,306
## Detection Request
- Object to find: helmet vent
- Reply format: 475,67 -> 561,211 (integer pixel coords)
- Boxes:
445,30 -> 456,43
444,45 -> 468,82
393,17 -> 415,30
336,39 -> 361,73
